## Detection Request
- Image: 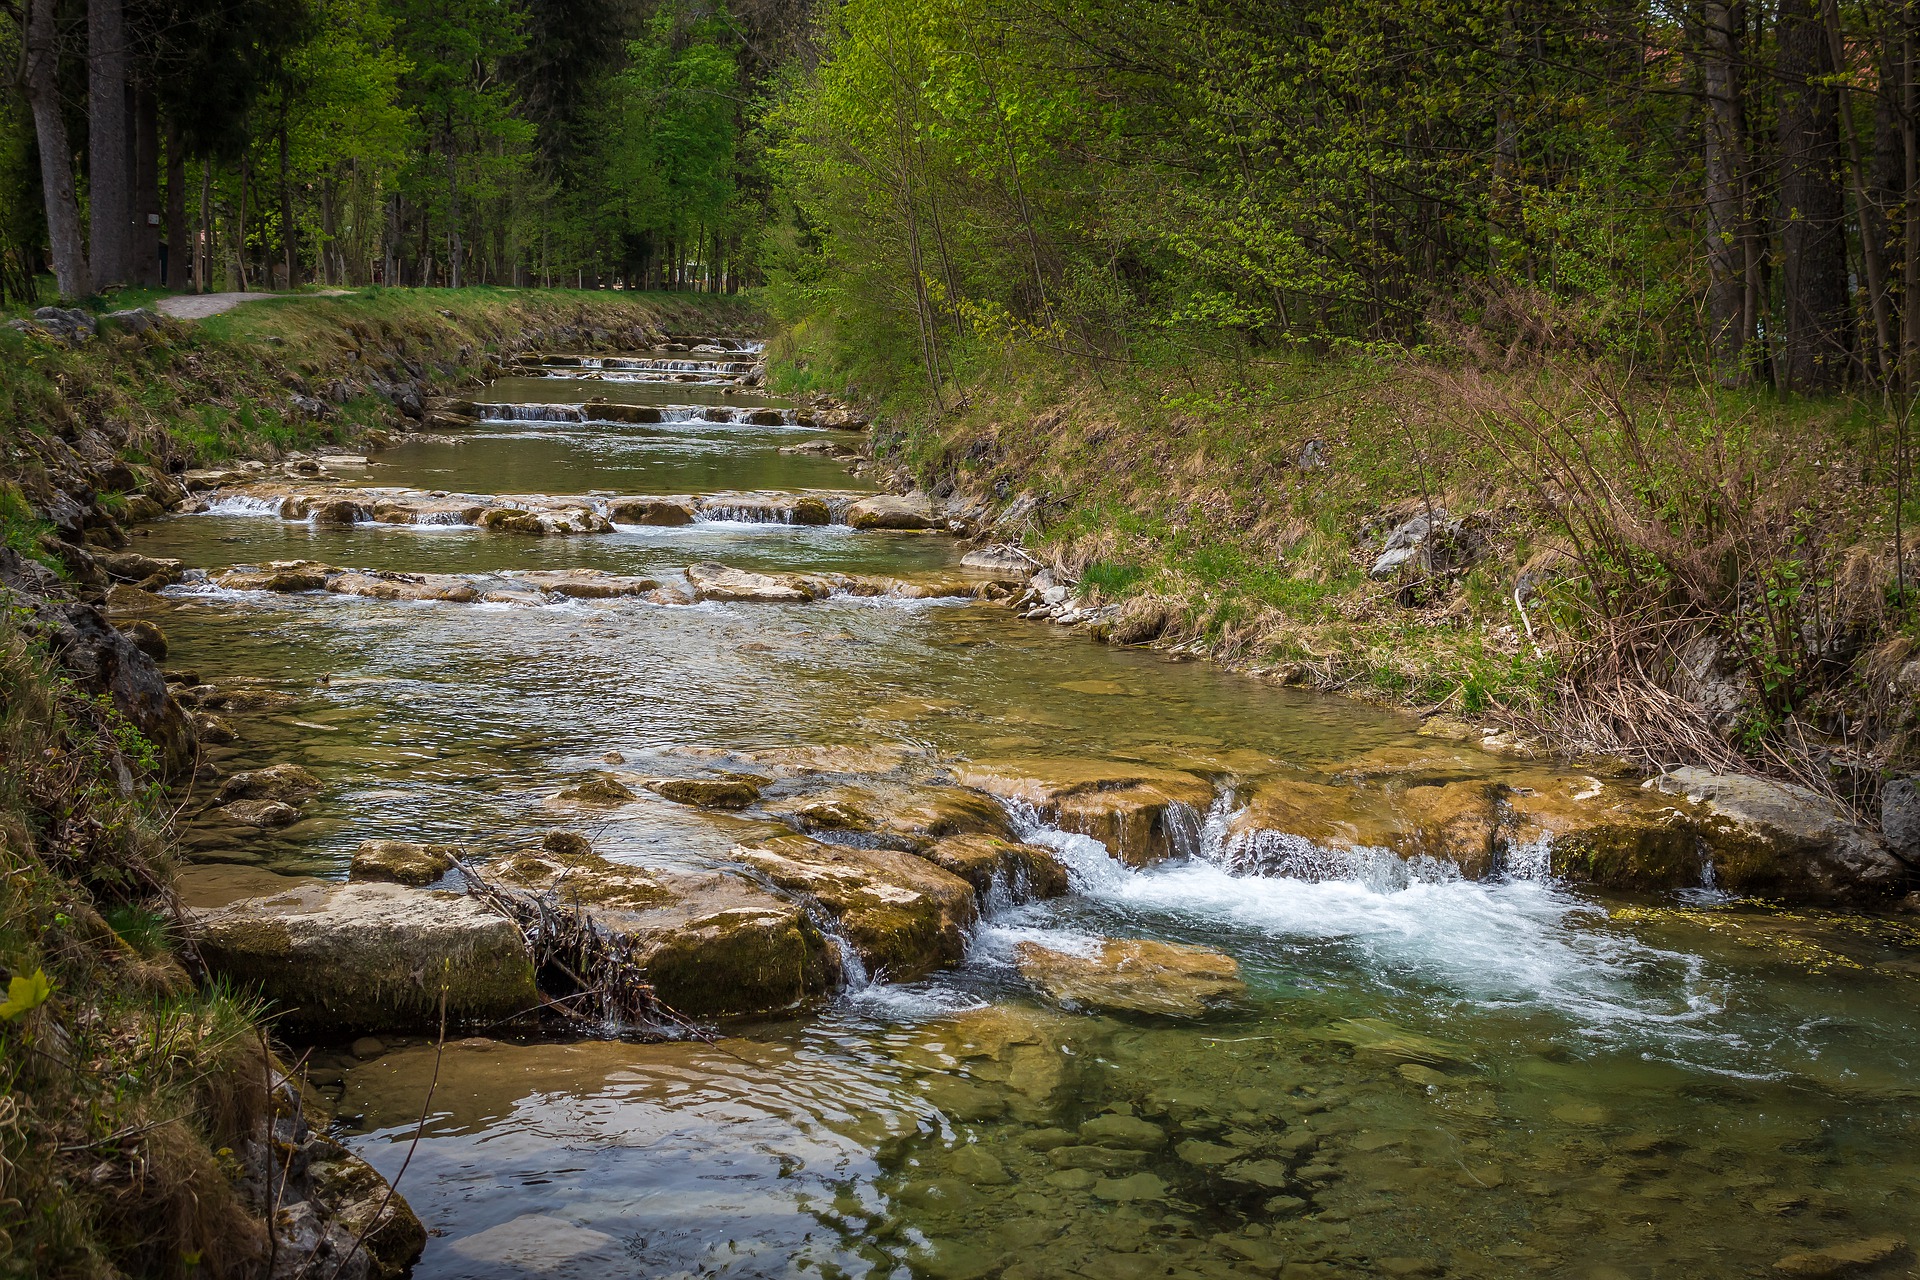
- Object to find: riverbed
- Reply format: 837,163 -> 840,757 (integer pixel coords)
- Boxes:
138,343 -> 1920,1279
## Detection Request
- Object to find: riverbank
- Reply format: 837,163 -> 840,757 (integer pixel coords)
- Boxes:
0,287 -> 759,1277
770,322 -> 1920,848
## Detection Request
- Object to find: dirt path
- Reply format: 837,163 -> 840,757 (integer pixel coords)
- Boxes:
157,290 -> 351,320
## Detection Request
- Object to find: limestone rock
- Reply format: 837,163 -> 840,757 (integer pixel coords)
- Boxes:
219,798 -> 303,827
845,493 -> 938,530
1882,777 -> 1920,863
1652,768 -> 1905,903
555,775 -> 637,804
218,763 -> 323,804
117,618 -> 167,661
1015,937 -> 1246,1019
304,1144 -> 428,1280
766,781 -> 1013,849
959,544 -> 1040,577
1506,775 -> 1701,890
649,777 -> 763,809
607,497 -> 696,525
685,562 -> 810,602
177,866 -> 537,1032
952,758 -> 1214,865
921,834 -> 1070,900
513,569 -> 660,599
351,840 -> 458,886
731,835 -> 979,982
479,848 -> 836,1016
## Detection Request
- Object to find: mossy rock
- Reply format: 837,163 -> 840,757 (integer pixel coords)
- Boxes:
649,777 -> 762,809
178,868 -> 536,1034
350,840 -> 458,886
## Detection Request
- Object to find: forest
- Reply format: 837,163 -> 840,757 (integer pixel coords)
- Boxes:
0,0 -> 1914,399
0,0 -> 794,298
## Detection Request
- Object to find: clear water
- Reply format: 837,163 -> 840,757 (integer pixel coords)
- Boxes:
137,359 -> 1920,1279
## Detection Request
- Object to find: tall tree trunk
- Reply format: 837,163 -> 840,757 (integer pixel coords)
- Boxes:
24,0 -> 90,299
1824,0 -> 1895,380
235,158 -> 251,291
133,85 -> 159,285
1700,0 -> 1752,383
164,119 -> 186,288
278,110 -> 296,288
1776,0 -> 1851,391
197,162 -> 212,291
88,0 -> 128,288
445,140 -> 462,289
319,176 -> 338,286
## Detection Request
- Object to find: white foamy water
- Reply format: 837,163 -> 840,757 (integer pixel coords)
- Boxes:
999,802 -> 1720,1043
194,495 -> 287,517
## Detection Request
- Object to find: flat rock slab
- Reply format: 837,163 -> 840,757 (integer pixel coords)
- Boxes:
177,865 -> 536,1033
1015,937 -> 1246,1019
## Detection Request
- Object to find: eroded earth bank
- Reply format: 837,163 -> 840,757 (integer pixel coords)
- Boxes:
61,326 -> 1920,1279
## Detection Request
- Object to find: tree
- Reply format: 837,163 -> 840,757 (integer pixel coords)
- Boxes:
1776,0 -> 1850,390
19,0 -> 88,297
89,0 -> 127,286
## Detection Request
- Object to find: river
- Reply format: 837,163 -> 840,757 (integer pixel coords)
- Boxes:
136,339 -> 1920,1279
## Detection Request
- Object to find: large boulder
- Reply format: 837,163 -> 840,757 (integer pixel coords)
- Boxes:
607,497 -> 696,525
1015,938 -> 1246,1019
1882,777 -> 1920,865
177,866 -> 538,1033
477,846 -> 837,1016
845,493 -> 938,530
1650,769 -> 1906,904
730,835 -> 979,982
954,758 -> 1214,865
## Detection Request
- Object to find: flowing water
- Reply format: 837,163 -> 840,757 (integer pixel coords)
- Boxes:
136,348 -> 1920,1279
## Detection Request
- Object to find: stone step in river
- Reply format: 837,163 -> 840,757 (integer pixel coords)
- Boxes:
120,334 -> 1920,1279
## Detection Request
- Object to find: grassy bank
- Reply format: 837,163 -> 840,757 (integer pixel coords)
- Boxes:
774,319 -> 1920,804
0,286 -> 759,1277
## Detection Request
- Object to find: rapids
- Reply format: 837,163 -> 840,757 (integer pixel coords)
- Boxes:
136,345 -> 1920,1279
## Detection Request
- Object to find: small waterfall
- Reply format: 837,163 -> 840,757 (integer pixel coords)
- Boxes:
1219,829 -> 1462,892
695,503 -> 795,525
1002,799 -> 1133,894
1500,835 -> 1555,883
196,495 -> 287,517
414,510 -> 473,527
826,920 -> 872,992
1164,800 -> 1207,861
472,402 -> 588,423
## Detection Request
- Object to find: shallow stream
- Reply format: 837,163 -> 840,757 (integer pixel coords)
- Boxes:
137,348 -> 1920,1279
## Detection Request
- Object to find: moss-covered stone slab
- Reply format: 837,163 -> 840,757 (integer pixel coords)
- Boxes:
731,834 -> 978,981
475,845 -> 838,1017
177,865 -> 536,1034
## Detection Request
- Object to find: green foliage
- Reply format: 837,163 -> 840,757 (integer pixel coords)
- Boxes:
0,483 -> 58,570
